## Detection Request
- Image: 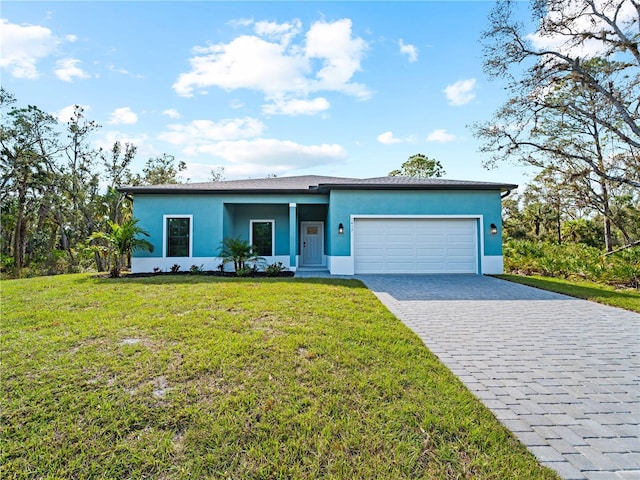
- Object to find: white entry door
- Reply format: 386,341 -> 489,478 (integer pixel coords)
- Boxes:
301,222 -> 324,266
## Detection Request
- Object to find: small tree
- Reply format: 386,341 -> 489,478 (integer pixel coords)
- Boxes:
218,237 -> 262,272
89,218 -> 153,277
389,153 -> 445,178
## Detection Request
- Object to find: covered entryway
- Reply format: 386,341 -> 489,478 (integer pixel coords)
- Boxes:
353,218 -> 477,274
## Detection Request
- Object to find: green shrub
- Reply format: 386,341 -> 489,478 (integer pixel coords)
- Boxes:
189,264 -> 205,274
265,262 -> 286,277
503,239 -> 639,288
236,265 -> 252,277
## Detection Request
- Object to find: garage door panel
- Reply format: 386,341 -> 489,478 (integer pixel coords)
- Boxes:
416,247 -> 445,255
416,233 -> 445,241
354,218 -> 477,274
448,247 -> 474,255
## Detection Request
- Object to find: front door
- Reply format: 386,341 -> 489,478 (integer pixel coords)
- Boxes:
301,222 -> 324,266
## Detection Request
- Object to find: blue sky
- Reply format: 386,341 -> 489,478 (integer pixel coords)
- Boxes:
1,1 -> 535,186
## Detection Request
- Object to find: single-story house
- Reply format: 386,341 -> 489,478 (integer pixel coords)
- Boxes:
119,175 -> 517,275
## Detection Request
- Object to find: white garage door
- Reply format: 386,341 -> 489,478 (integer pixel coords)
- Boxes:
354,218 -> 477,274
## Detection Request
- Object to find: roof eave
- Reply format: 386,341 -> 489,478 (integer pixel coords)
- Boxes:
117,187 -> 324,195
317,183 -> 519,192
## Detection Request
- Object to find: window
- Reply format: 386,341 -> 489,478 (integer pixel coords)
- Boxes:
166,217 -> 190,257
251,220 -> 274,256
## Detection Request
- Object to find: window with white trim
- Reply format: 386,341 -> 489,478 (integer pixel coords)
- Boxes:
166,217 -> 191,257
250,220 -> 274,256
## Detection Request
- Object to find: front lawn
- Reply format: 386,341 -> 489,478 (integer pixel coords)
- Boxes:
496,274 -> 640,313
1,274 -> 559,479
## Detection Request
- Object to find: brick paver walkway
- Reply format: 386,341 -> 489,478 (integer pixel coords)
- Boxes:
359,274 -> 640,480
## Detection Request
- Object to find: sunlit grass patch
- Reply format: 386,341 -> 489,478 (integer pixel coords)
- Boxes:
497,274 -> 640,313
1,274 -> 559,479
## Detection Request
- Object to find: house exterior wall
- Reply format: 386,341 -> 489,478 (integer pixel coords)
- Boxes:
130,189 -> 505,275
227,204 -> 290,255
131,193 -> 328,272
326,189 -> 505,275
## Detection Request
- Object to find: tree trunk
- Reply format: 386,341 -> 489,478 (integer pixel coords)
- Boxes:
603,217 -> 613,253
600,177 -> 613,252
94,251 -> 106,272
13,188 -> 27,271
55,210 -> 69,251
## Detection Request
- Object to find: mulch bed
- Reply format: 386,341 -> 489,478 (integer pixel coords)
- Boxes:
120,270 -> 295,279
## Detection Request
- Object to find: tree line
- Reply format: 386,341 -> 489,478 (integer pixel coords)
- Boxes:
474,0 -> 639,252
2,0 -> 638,279
0,89 -> 187,277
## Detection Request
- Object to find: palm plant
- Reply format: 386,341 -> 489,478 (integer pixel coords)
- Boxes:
218,236 -> 263,272
89,218 -> 153,277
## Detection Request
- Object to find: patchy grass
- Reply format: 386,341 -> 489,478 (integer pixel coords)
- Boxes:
497,274 -> 640,313
1,274 -> 559,479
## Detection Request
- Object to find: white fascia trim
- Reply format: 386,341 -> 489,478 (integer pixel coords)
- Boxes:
250,219 -> 275,257
163,214 -> 193,258
349,214 -> 485,275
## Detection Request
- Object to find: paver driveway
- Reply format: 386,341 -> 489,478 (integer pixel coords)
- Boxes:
359,274 -> 640,480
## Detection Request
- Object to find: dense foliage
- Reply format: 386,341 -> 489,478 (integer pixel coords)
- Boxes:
502,172 -> 639,288
503,239 -> 640,288
0,90 -> 185,278
476,0 -> 640,270
388,153 -> 445,178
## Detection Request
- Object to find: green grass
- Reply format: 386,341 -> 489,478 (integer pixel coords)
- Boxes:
497,274 -> 640,313
1,274 -> 559,479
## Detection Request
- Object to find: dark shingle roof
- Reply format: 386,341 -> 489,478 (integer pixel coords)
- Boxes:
119,175 -> 517,194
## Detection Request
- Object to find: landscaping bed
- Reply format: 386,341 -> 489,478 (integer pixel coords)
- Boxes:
123,270 -> 295,278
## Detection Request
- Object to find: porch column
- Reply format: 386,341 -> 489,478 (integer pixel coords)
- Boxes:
289,203 -> 297,270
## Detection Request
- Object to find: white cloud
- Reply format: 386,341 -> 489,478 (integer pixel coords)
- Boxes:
228,18 -> 254,28
399,39 -> 418,62
159,117 -> 265,145
162,108 -> 181,119
262,97 -> 330,116
174,35 -> 307,97
158,115 -> 346,175
55,104 -> 90,123
377,131 -> 403,145
107,63 -> 129,75
255,19 -> 301,46
305,19 -> 369,98
172,18 -> 370,109
443,78 -> 476,106
65,34 -> 77,42
0,19 -> 58,79
185,138 -> 347,170
54,58 -> 90,82
427,129 -> 456,143
108,107 -> 138,125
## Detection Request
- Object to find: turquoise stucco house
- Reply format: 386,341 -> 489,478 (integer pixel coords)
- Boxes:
120,175 -> 517,275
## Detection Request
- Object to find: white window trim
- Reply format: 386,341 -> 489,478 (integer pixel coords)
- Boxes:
163,214 -> 193,258
250,219 -> 275,257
